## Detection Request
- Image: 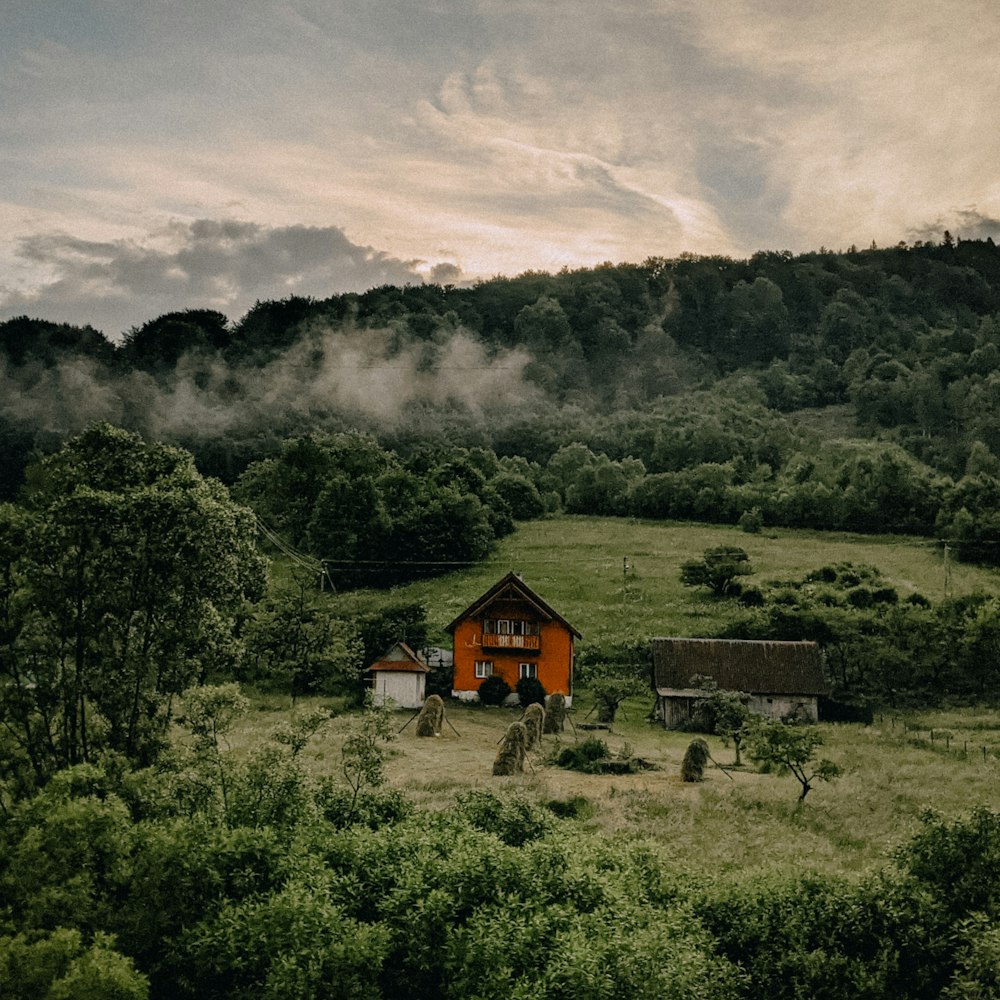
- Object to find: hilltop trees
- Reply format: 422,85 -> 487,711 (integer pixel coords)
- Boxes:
681,546 -> 753,597
0,424 -> 266,792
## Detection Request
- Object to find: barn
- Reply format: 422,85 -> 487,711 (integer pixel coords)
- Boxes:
652,637 -> 827,727
367,641 -> 429,710
448,571 -> 581,704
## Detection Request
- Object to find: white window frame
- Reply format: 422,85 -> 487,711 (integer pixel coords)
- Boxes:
518,662 -> 537,680
475,660 -> 494,679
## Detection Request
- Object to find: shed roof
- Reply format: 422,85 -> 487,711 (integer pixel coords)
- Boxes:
367,640 -> 429,674
652,637 -> 826,696
446,571 -> 581,638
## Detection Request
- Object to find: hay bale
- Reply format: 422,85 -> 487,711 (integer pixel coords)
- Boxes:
543,692 -> 567,734
493,722 -> 527,776
523,702 -> 545,749
681,738 -> 710,782
415,694 -> 444,737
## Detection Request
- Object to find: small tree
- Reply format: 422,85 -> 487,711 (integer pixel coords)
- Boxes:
680,545 -> 753,597
690,676 -> 751,766
746,719 -> 841,802
341,691 -> 395,823
583,661 -> 646,724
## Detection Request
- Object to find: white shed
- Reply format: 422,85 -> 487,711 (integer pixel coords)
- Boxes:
367,641 -> 429,710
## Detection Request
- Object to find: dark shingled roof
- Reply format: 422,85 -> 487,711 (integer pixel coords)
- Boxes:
652,638 -> 826,696
446,571 -> 581,638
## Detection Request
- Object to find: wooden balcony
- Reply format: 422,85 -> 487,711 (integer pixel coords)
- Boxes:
481,632 -> 540,651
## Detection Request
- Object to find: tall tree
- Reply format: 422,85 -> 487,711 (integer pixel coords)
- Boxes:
0,424 -> 266,791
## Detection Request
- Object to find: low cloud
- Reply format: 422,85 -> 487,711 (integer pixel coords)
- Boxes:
0,220 -> 456,339
909,209 -> 1000,246
0,324 -> 539,445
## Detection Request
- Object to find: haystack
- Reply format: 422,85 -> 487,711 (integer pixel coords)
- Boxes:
681,738 -> 710,782
415,694 -> 444,737
543,692 -> 567,733
493,722 -> 527,776
523,702 -> 545,749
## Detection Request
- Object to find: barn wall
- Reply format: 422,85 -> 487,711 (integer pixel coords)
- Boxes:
372,672 -> 425,710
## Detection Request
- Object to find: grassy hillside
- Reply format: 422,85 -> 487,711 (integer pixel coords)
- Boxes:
318,516 -> 1000,648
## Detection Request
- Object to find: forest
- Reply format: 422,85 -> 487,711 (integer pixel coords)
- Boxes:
5,237 -> 1000,997
4,236 -> 1000,566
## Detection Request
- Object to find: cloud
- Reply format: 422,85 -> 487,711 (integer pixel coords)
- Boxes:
0,220 -> 445,337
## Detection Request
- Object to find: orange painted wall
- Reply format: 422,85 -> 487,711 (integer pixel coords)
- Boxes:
451,617 -> 574,696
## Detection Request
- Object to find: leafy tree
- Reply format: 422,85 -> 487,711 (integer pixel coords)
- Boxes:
340,691 -> 395,824
690,676 -> 752,766
0,425 -> 265,791
746,719 -> 841,802
680,546 -> 753,597
245,576 -> 363,699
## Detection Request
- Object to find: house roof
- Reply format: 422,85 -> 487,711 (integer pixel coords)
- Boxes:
445,571 -> 582,638
652,637 -> 826,696
367,640 -> 429,674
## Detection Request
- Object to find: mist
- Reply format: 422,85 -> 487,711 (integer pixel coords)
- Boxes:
0,324 -> 541,463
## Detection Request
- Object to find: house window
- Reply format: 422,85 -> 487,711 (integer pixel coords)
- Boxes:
484,618 -> 540,635
475,660 -> 494,679
519,663 -> 537,680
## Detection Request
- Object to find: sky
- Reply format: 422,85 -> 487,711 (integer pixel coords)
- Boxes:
2,0 -> 999,339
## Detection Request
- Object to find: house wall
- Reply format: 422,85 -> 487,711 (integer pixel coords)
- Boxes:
372,671 -> 425,710
657,692 -> 819,727
451,615 -> 574,704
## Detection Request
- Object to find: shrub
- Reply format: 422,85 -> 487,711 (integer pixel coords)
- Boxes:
738,507 -> 764,533
478,675 -> 512,706
454,790 -> 553,846
516,675 -> 547,708
553,737 -> 610,774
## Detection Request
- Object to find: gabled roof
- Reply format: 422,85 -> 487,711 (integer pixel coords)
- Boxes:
652,637 -> 826,696
367,640 -> 429,674
446,571 -> 582,638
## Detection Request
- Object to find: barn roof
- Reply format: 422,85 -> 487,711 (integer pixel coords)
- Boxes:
446,571 -> 582,638
367,640 -> 429,674
652,638 -> 826,696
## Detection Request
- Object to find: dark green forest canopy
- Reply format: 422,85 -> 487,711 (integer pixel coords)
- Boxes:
5,238 -> 1000,561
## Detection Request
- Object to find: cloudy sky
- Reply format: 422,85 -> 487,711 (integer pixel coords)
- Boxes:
2,0 -> 999,338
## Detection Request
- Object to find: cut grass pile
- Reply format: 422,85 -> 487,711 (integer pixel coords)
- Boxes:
229,690 -> 1000,881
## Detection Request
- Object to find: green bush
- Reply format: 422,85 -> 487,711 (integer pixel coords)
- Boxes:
516,675 -> 547,707
455,790 -> 554,846
478,675 -> 512,706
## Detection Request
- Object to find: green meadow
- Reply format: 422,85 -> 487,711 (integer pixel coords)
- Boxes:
316,515 -> 999,647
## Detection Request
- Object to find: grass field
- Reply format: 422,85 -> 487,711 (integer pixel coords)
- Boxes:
231,690 -> 1000,880
248,517 -> 1000,879
316,515 -> 1000,647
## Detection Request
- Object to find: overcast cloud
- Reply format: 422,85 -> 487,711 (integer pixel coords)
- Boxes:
2,0 -> 999,336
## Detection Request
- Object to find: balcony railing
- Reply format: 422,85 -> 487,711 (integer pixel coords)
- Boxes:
481,632 -> 540,651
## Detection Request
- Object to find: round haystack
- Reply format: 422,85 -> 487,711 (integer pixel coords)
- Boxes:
415,694 -> 445,737
543,692 -> 567,733
523,702 -> 545,749
681,738 -> 710,782
493,722 -> 528,776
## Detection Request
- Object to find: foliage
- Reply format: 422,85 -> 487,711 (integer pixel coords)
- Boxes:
688,678 -> 752,766
515,675 -> 546,708
746,720 -> 842,801
553,737 -> 611,774
680,545 -> 753,597
244,576 -> 363,699
340,691 -> 395,824
454,790 -> 554,846
478,675 -> 512,706
0,425 -> 265,793
0,929 -> 148,1000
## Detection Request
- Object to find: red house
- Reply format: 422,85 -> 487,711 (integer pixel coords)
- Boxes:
447,572 -> 581,704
